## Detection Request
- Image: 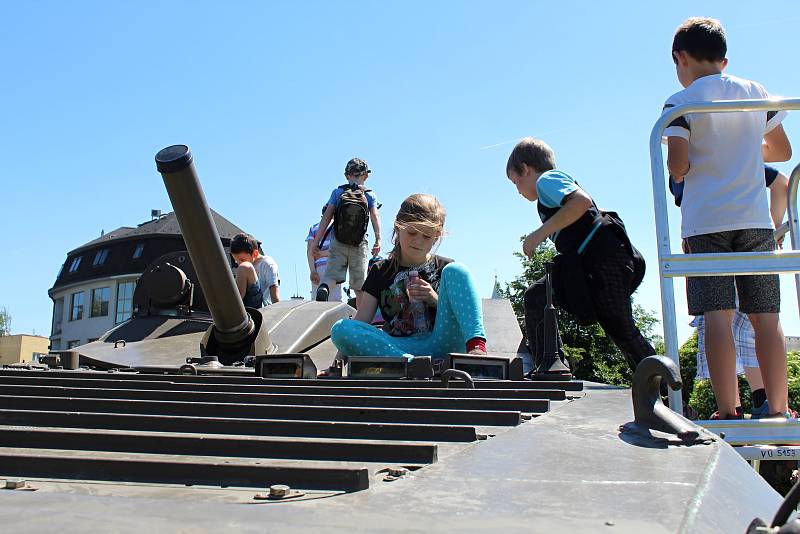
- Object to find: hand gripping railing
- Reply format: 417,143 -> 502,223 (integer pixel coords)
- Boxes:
649,97 -> 800,412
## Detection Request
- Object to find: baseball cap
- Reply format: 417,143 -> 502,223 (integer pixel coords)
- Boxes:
344,158 -> 371,175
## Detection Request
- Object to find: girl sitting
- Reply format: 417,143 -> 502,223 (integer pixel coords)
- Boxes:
326,193 -> 487,374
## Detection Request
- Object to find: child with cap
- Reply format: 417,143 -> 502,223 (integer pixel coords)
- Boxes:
312,157 -> 381,309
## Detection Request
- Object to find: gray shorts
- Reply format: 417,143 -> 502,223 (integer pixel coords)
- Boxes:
685,228 -> 780,315
323,237 -> 369,290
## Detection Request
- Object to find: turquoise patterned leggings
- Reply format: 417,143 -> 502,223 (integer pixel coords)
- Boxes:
330,262 -> 485,360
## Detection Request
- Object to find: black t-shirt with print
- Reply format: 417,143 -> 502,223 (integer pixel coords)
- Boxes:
362,255 -> 453,337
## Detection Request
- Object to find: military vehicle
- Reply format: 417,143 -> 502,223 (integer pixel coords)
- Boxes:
3,103 -> 800,532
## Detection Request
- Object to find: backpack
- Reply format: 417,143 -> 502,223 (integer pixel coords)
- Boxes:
599,210 -> 645,294
551,209 -> 645,326
333,183 -> 370,245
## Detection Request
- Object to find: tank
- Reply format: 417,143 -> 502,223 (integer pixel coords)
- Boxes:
0,146 -> 789,533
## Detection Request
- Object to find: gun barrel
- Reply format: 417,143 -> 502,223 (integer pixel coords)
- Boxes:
155,145 -> 251,338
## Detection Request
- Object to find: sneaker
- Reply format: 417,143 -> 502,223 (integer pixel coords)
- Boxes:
764,410 -> 799,420
315,283 -> 330,302
709,408 -> 744,420
750,400 -> 771,419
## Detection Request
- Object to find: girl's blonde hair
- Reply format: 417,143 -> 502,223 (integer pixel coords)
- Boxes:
388,194 -> 446,268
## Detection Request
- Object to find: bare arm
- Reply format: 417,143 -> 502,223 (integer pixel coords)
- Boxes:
352,292 -> 379,324
234,263 -> 255,298
769,172 -> 789,230
369,206 -> 381,256
763,124 -> 792,162
269,284 -> 280,304
306,239 -> 319,284
313,206 -> 335,249
667,137 -> 690,181
523,189 -> 593,257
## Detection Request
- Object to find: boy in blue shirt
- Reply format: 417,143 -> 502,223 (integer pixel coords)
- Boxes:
506,137 -> 654,375
662,17 -> 792,419
312,158 -> 381,309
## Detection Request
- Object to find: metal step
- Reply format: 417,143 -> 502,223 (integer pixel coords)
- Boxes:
0,409 -> 480,442
0,375 -> 568,400
0,447 -> 370,491
0,367 -> 582,493
696,419 -> 800,445
0,395 -> 525,426
0,369 -> 584,390
0,425 -> 437,464
0,384 -> 549,413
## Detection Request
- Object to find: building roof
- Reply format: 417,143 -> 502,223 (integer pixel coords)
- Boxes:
73,210 -> 243,255
0,334 -> 50,341
51,210 -> 248,293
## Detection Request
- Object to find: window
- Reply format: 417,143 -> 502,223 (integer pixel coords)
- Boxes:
50,339 -> 61,350
70,292 -> 84,321
87,338 -> 99,343
52,297 -> 64,335
67,340 -> 81,349
91,287 -> 110,317
132,243 -> 145,259
68,256 -> 82,273
116,281 -> 136,323
93,249 -> 109,266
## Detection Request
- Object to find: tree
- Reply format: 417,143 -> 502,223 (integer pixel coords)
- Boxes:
0,307 -> 10,336
499,242 -> 662,386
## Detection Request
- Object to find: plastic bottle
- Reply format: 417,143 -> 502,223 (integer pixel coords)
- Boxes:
407,270 -> 429,333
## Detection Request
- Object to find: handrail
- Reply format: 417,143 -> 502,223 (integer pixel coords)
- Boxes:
786,163 -> 800,313
649,98 -> 800,412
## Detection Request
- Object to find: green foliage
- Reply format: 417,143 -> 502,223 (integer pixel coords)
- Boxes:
500,242 -> 662,387
0,307 -> 10,337
688,351 -> 800,419
678,332 -> 698,404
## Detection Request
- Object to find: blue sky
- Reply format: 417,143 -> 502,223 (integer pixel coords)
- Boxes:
1,1 -> 799,346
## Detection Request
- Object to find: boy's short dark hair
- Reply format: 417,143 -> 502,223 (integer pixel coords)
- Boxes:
672,17 -> 726,63
506,138 -> 556,175
230,233 -> 259,254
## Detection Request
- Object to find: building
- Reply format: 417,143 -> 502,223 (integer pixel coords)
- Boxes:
49,210 -> 248,350
0,334 -> 50,365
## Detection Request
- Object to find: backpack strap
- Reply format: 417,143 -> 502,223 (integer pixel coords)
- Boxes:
338,183 -> 370,193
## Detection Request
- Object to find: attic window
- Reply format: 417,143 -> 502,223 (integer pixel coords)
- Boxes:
132,243 -> 145,259
68,256 -> 82,273
93,249 -> 109,267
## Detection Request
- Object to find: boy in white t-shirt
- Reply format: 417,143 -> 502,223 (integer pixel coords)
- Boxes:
662,17 -> 792,419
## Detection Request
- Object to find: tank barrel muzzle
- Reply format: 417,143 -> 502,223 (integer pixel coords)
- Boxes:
155,145 -> 254,348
